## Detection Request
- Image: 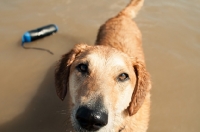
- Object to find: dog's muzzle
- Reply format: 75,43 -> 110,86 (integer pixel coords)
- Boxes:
76,106 -> 108,131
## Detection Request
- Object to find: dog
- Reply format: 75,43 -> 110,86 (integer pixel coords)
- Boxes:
55,0 -> 151,131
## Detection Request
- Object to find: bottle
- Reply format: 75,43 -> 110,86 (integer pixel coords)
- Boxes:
22,24 -> 58,44
21,24 -> 58,55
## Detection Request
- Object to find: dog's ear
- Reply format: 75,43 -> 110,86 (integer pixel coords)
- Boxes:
128,60 -> 151,116
55,44 -> 89,101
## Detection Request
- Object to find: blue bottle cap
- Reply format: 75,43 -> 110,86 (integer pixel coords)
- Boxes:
22,32 -> 31,45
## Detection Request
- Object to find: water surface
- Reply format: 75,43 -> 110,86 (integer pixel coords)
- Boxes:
0,0 -> 199,131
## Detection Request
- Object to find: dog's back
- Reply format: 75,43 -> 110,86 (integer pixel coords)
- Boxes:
96,0 -> 145,63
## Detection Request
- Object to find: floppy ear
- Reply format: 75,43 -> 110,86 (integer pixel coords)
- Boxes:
55,44 -> 89,101
128,60 -> 151,116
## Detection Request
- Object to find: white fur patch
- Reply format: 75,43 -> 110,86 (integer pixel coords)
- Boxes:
69,72 -> 78,104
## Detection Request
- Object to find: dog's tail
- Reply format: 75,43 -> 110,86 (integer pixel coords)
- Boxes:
118,0 -> 144,18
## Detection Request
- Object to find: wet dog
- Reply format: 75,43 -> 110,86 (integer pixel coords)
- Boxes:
55,0 -> 151,131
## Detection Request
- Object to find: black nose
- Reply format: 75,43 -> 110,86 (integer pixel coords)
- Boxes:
76,106 -> 108,131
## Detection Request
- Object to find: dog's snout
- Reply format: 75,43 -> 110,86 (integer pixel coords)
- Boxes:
76,106 -> 108,131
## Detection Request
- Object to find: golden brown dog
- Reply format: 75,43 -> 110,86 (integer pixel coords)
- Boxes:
55,0 -> 151,131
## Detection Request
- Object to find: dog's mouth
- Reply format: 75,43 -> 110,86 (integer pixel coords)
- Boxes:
75,106 -> 108,131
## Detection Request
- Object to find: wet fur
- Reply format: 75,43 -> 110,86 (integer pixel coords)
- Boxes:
55,0 -> 151,131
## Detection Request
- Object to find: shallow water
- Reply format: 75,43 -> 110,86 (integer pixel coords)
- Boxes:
0,0 -> 199,131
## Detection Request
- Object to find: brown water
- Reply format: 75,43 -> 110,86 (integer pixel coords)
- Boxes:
0,0 -> 199,132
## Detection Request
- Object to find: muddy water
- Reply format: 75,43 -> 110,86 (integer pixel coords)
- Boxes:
0,0 -> 199,131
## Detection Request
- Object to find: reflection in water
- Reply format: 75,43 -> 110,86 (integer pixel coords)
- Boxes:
0,0 -> 199,132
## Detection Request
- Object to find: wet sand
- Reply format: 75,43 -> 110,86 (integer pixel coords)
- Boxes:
0,0 -> 200,131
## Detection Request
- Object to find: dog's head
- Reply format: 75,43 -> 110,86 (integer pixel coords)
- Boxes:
55,44 -> 150,131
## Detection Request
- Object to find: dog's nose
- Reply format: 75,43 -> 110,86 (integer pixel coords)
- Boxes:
76,106 -> 108,131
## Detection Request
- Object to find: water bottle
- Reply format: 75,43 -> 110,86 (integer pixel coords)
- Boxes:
21,24 -> 58,54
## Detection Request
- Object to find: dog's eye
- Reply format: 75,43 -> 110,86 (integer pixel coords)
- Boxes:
76,63 -> 88,73
118,73 -> 129,82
